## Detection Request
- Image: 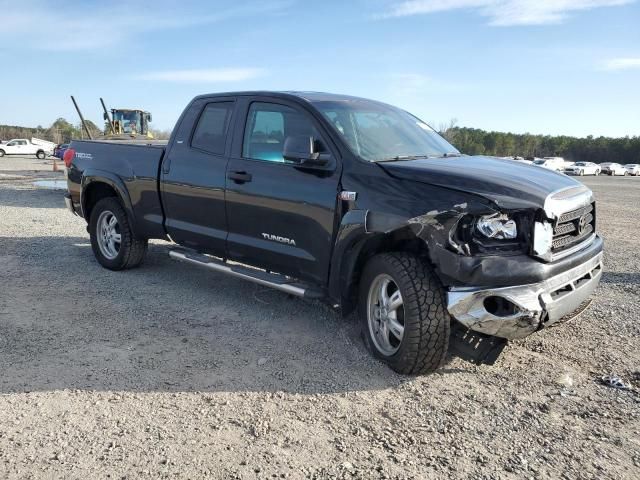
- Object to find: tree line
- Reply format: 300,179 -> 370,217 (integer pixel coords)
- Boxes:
0,118 -> 171,144
441,125 -> 640,164
2,117 -> 638,164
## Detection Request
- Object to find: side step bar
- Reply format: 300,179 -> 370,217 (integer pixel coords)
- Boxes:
168,249 -> 323,299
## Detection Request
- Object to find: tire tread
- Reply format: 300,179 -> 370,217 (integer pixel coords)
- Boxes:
90,197 -> 147,270
360,252 -> 450,375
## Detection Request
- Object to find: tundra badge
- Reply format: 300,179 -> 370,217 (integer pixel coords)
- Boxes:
262,233 -> 297,246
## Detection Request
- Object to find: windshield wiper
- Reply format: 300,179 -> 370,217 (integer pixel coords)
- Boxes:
375,154 -> 435,162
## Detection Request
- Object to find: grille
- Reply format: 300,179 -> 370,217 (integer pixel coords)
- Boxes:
552,202 -> 596,253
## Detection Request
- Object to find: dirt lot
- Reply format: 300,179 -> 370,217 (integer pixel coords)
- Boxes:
1,156 -> 639,479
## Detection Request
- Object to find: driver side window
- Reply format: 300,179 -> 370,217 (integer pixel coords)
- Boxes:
242,102 -> 321,163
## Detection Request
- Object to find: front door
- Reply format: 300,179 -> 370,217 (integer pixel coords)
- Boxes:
160,98 -> 236,257
225,99 -> 341,285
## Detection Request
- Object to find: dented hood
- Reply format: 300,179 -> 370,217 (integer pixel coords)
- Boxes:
379,155 -> 581,210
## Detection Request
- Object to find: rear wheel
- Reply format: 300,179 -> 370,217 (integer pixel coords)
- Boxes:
359,253 -> 450,375
36,150 -> 45,159
0,149 -> 5,157
89,197 -> 147,270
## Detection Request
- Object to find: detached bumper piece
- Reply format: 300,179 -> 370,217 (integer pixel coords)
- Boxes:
447,252 -> 603,340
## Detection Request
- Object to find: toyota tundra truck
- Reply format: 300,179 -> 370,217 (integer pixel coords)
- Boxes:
63,91 -> 603,374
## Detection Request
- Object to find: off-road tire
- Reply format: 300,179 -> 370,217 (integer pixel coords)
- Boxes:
36,150 -> 46,159
89,197 -> 147,270
359,252 -> 450,375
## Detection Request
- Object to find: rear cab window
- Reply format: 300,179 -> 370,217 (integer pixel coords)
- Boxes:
191,102 -> 234,155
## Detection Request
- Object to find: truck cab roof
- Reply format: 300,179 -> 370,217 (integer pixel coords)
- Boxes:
191,90 -> 386,105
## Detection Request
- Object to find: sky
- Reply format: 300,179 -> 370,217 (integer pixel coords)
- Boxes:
0,0 -> 638,137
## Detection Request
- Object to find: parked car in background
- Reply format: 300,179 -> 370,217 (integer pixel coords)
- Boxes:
53,144 -> 70,159
0,138 -> 55,159
565,162 -> 601,176
505,156 -> 533,165
624,164 -> 640,176
602,163 -> 626,176
532,157 -> 565,171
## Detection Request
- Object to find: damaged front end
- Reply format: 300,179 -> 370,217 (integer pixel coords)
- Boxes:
404,190 -> 603,341
447,252 -> 603,339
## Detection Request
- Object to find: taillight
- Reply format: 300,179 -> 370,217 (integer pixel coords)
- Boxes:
63,148 -> 75,168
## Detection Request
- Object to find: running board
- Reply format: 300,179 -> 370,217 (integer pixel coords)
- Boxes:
168,249 -> 323,299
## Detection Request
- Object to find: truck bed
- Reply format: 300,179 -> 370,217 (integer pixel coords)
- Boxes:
66,139 -> 167,239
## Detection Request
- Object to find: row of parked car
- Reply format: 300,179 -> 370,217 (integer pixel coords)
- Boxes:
507,156 -> 639,176
0,139 -> 72,160
566,162 -> 639,176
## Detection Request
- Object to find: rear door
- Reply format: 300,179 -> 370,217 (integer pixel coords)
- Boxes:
224,97 -> 342,285
160,97 -> 236,257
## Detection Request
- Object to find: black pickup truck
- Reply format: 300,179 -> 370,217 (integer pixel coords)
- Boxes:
64,91 -> 603,374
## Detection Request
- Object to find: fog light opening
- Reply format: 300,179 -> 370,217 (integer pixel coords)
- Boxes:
483,296 -> 521,317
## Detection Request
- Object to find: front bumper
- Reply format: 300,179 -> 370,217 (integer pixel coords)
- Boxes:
447,251 -> 603,340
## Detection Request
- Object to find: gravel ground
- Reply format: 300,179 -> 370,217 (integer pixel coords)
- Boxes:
1,156 -> 639,479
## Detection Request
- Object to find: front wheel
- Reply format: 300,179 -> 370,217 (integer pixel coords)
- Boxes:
89,197 -> 148,270
359,253 -> 450,375
579,170 -> 584,176
595,170 -> 600,176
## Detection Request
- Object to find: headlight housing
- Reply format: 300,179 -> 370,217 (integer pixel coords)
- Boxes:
452,211 -> 532,255
476,213 -> 517,240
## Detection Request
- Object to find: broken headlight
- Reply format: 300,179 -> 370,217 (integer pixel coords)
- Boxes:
452,211 -> 532,255
476,213 -> 517,240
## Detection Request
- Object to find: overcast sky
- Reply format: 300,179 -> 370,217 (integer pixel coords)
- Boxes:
0,0 -> 638,137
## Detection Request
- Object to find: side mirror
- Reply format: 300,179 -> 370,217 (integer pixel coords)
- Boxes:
282,135 -> 329,167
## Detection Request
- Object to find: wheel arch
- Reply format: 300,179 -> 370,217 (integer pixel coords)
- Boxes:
81,172 -> 137,236
329,210 -> 431,316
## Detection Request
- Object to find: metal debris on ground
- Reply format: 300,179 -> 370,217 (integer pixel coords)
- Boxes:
600,375 -> 633,391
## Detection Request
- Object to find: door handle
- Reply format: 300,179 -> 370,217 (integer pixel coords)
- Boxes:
227,171 -> 252,183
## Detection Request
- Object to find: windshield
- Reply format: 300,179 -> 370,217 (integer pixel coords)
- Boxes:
312,100 -> 459,162
112,111 -> 142,134
575,162 -> 587,166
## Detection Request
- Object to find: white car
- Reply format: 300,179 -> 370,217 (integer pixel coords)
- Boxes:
565,162 -> 601,176
0,138 -> 55,159
532,157 -> 565,171
624,164 -> 640,176
601,163 -> 627,176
